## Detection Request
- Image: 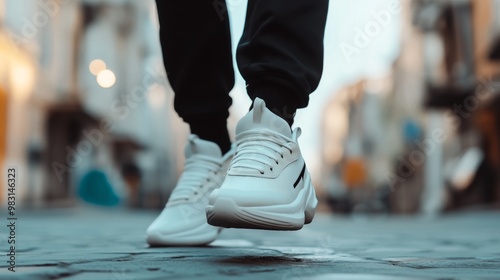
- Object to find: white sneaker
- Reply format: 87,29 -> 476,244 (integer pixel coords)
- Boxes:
206,98 -> 317,230
146,135 -> 233,246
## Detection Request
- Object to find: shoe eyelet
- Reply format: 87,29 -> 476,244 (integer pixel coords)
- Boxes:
280,154 -> 284,158
260,171 -> 264,175
270,167 -> 273,171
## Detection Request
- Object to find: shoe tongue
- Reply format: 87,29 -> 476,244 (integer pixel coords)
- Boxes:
184,135 -> 222,158
236,98 -> 292,138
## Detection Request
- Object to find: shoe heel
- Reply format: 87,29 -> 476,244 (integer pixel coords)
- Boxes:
304,172 -> 318,224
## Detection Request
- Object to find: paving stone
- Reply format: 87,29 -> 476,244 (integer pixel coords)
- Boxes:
0,208 -> 498,279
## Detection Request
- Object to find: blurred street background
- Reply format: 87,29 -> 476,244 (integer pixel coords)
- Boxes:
1,0 -> 500,213
1,0 -> 500,279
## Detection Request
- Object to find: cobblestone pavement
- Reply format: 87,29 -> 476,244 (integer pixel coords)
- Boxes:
0,207 -> 499,280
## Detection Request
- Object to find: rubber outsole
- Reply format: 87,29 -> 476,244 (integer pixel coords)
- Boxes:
146,222 -> 221,247
206,172 -> 317,231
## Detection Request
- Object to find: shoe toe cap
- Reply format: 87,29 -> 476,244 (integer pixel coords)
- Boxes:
146,204 -> 209,245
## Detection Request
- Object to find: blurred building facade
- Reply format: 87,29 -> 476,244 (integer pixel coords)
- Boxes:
321,0 -> 500,214
1,0 -> 499,213
0,0 -> 186,208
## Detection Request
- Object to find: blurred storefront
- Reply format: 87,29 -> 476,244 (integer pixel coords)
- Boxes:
321,0 -> 500,214
1,0 -> 184,208
0,29 -> 37,204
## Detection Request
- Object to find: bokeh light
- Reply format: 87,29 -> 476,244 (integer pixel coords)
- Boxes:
89,59 -> 107,76
96,69 -> 116,88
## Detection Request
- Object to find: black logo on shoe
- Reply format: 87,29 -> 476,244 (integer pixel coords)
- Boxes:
293,164 -> 306,188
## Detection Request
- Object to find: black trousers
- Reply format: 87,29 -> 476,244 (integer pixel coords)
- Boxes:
155,0 -> 328,150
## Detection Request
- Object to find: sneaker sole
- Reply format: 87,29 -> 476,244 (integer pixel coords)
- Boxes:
146,222 -> 221,247
206,172 -> 318,230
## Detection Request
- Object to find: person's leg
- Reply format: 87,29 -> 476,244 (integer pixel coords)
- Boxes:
147,1 -> 235,246
237,0 -> 329,126
155,0 -> 234,154
206,0 -> 329,230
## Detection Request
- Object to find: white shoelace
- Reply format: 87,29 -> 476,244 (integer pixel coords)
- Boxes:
231,130 -> 293,174
169,155 -> 222,202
